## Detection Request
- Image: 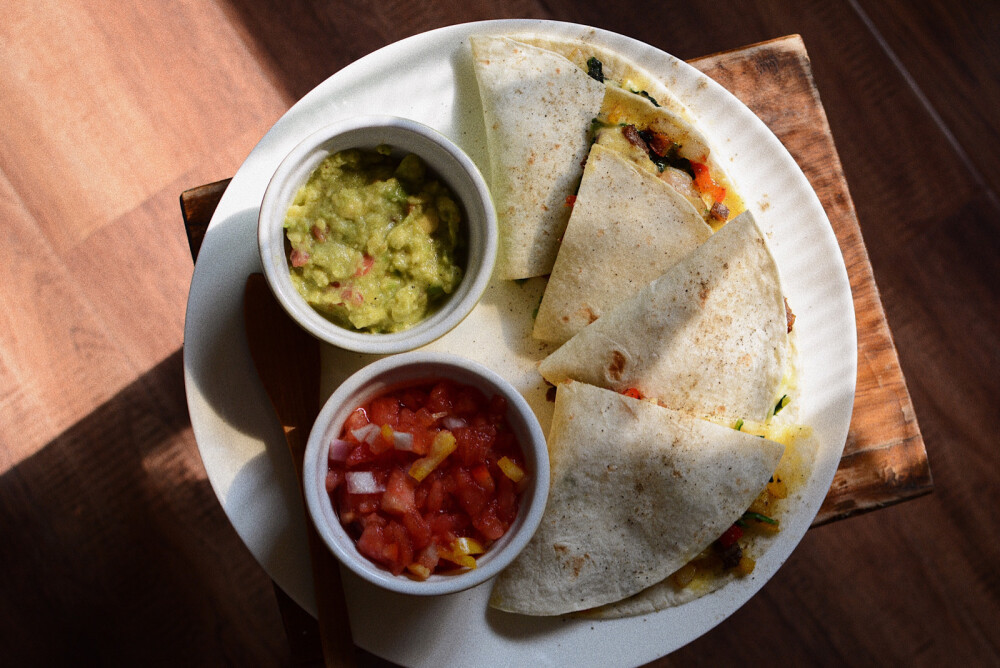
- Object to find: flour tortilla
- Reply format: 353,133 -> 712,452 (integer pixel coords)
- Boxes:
512,33 -> 697,127
538,212 -> 788,423
470,35 -> 606,279
489,381 -> 784,616
514,33 -> 744,224
532,143 -> 712,344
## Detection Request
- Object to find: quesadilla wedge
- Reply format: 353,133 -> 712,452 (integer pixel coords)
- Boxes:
532,143 -> 712,344
470,35 -> 606,279
471,33 -> 742,279
514,33 -> 745,228
538,211 -> 789,423
489,381 -> 784,616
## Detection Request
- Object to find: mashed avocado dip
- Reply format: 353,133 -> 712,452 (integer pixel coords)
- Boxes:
284,146 -> 464,333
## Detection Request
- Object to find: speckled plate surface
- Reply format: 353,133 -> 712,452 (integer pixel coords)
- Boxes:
183,19 -> 856,666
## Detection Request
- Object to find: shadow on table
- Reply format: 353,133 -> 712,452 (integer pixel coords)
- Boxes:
0,349 -> 290,665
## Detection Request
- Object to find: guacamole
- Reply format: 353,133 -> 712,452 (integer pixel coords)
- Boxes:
284,147 -> 464,333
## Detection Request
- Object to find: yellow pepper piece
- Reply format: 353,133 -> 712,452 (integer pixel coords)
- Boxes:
497,456 -> 525,483
438,546 -> 477,570
381,424 -> 394,442
453,536 -> 486,555
406,563 -> 431,580
736,555 -> 756,576
408,430 -> 457,482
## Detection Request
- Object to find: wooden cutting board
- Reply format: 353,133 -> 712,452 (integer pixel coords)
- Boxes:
180,34 -> 931,528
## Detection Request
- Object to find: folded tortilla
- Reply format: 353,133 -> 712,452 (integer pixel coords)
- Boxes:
471,33 -> 742,279
515,34 -> 745,229
532,143 -> 712,344
470,35 -> 606,279
489,381 -> 784,616
538,212 -> 788,423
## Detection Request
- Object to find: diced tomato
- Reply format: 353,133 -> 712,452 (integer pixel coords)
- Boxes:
452,388 -> 481,416
385,521 -> 413,574
471,464 -> 495,494
428,512 -> 461,546
472,502 -> 507,541
413,407 -> 438,428
344,407 -> 370,435
622,387 -> 643,399
423,476 -> 448,514
495,474 -> 518,524
345,443 -> 375,467
398,388 -> 428,410
426,382 -> 454,414
325,468 -> 345,494
454,467 -> 488,517
382,469 -> 416,516
718,524 -> 744,549
401,509 -> 432,550
565,194 -> 577,207
356,522 -> 387,564
369,396 -> 400,428
487,394 -> 507,419
328,379 -> 528,578
454,424 -> 495,467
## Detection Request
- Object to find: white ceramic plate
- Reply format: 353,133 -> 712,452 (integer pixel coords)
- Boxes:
183,19 -> 856,666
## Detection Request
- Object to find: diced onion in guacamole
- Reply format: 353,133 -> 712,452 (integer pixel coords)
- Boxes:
283,147 -> 464,333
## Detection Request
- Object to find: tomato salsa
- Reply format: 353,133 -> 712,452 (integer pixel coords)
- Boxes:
326,379 -> 529,579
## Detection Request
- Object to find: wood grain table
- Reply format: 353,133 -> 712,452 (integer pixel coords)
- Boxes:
181,35 -> 932,532
6,0 -> 998,664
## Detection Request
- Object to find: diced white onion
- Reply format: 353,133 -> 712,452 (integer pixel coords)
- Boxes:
351,423 -> 380,445
442,416 -> 467,430
345,471 -> 384,495
431,411 -> 449,420
328,438 -> 354,462
393,431 -> 415,451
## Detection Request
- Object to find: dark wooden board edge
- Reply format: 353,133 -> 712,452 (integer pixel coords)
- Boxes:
179,178 -> 230,261
688,35 -> 932,525
180,36 -> 932,526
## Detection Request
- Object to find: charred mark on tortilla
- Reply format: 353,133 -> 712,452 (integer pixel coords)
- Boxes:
608,350 -> 627,381
698,279 -> 712,305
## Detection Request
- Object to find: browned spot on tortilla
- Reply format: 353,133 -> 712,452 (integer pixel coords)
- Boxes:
567,554 -> 590,578
554,544 -> 569,555
785,297 -> 796,333
698,280 -> 711,304
582,306 -> 598,324
560,315 -> 570,323
608,350 -> 627,381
